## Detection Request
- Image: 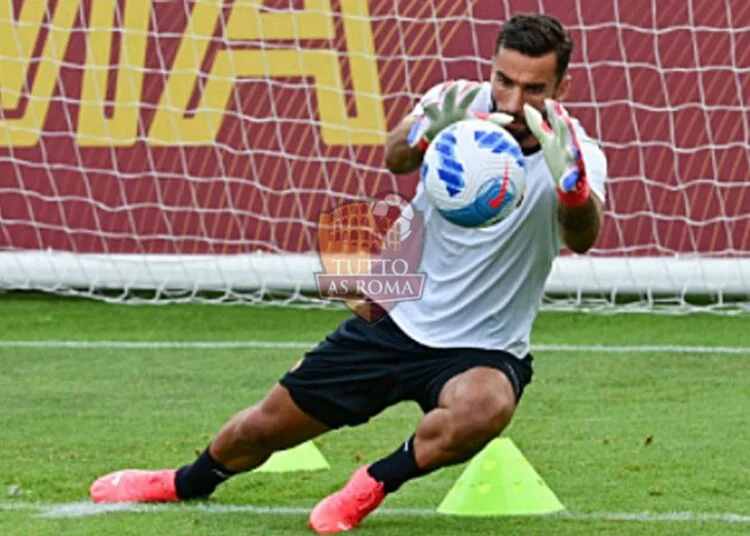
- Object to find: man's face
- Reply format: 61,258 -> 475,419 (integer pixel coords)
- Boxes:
491,47 -> 570,149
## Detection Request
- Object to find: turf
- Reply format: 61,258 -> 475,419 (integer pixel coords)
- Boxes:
0,295 -> 749,535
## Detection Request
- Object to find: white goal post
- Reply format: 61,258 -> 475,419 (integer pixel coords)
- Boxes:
0,1 -> 748,310
1,251 -> 749,300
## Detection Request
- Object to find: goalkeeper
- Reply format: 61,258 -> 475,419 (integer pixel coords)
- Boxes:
90,13 -> 607,534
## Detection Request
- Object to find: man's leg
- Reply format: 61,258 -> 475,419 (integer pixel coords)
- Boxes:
373,366 -> 516,488
307,366 -> 518,533
174,383 -> 330,499
91,383 -> 329,503
92,313 -> 411,506
417,366 -> 516,463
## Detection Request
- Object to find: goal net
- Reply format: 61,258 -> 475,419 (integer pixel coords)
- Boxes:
0,0 -> 748,310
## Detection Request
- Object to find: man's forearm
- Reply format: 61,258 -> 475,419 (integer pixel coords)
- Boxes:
385,116 -> 424,175
557,196 -> 602,254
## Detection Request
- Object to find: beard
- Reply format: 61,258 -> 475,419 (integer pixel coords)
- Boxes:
506,122 -> 534,143
496,114 -> 536,146
491,99 -> 546,146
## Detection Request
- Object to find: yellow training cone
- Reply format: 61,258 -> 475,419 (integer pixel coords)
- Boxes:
256,441 -> 330,473
437,438 -> 564,516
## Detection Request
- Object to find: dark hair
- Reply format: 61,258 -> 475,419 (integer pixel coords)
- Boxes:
495,14 -> 573,79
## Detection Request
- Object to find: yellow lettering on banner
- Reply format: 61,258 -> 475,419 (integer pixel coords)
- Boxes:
148,0 -> 385,146
77,0 -> 150,146
228,0 -> 335,40
0,1 -> 80,146
146,1 -> 227,145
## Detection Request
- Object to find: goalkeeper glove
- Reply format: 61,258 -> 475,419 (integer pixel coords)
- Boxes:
408,81 -> 512,152
523,99 -> 591,208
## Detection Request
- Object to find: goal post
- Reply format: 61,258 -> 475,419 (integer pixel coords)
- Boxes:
0,1 -> 748,309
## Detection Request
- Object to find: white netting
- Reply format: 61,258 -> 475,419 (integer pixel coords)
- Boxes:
0,0 -> 748,310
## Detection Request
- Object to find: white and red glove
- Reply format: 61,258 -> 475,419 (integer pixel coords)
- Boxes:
408,81 -> 512,153
524,99 -> 590,208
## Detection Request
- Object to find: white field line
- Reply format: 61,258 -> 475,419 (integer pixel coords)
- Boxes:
2,501 -> 750,523
0,340 -> 748,354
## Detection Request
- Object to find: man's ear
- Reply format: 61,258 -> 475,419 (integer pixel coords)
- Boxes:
555,73 -> 571,100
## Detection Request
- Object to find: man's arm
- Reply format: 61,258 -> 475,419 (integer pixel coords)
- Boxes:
523,100 -> 607,255
385,116 -> 423,175
557,194 -> 603,254
385,82 -> 511,176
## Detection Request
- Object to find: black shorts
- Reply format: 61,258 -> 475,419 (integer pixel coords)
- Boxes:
279,314 -> 533,429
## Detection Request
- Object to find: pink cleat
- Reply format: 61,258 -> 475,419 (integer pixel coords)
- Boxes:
308,466 -> 386,534
90,469 -> 178,503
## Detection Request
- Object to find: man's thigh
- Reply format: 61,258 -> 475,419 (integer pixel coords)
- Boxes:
416,348 -> 534,414
279,314 -> 534,428
278,315 -> 417,429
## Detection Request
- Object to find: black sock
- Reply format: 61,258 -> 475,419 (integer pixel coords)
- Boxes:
174,447 -> 238,499
367,435 -> 430,493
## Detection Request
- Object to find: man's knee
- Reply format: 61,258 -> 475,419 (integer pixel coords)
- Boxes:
446,394 -> 513,449
439,369 -> 517,457
231,404 -> 277,452
230,385 -> 329,453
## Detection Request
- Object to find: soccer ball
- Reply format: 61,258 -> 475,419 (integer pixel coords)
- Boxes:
421,118 -> 527,228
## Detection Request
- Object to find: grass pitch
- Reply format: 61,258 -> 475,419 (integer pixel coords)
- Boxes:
1,295 -> 749,535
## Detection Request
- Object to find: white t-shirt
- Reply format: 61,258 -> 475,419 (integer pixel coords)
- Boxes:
388,81 -> 607,358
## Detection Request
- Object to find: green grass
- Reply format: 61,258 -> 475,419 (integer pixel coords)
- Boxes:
0,295 -> 749,535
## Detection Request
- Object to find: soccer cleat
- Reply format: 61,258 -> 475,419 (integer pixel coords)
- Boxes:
90,469 -> 179,503
307,466 -> 386,534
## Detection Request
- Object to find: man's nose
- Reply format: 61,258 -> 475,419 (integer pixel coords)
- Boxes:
505,88 -> 525,115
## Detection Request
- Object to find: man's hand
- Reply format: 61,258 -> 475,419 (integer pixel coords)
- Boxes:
525,99 -> 603,253
523,99 -> 590,208
408,82 -> 512,153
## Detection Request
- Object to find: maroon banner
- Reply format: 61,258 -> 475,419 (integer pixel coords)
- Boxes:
1,0 -> 748,256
